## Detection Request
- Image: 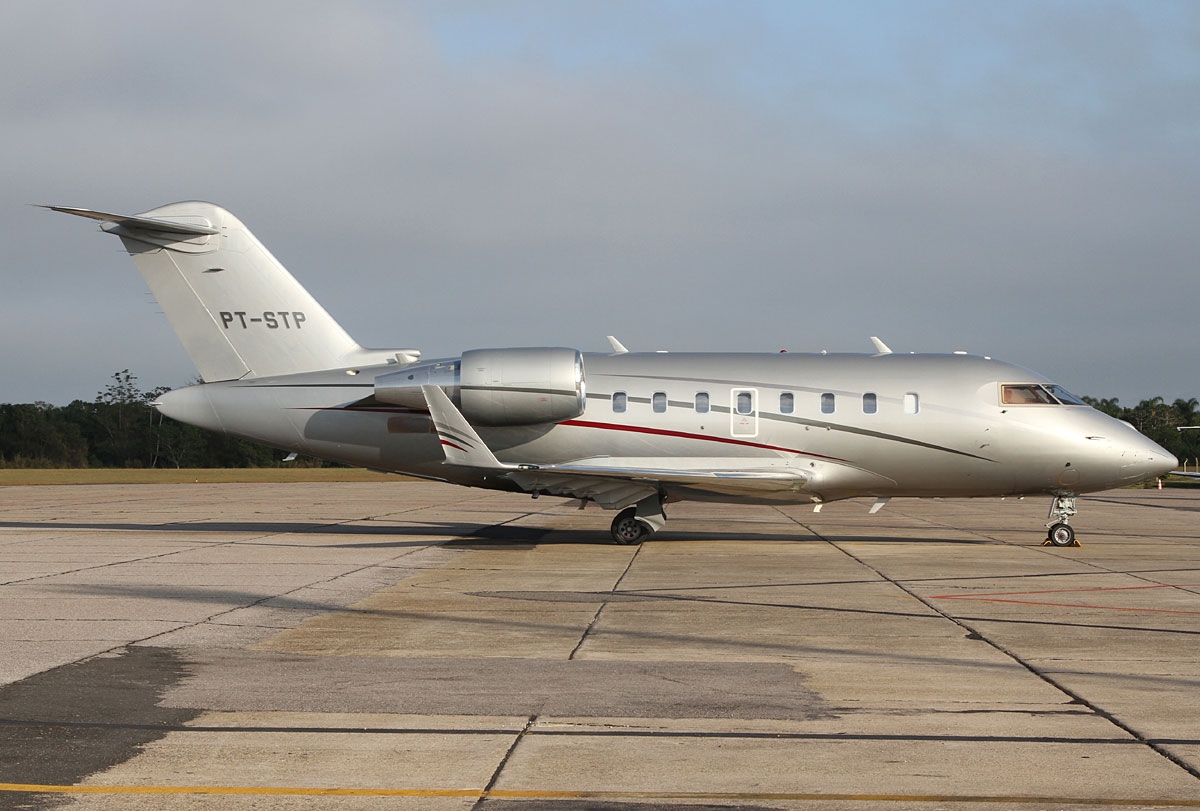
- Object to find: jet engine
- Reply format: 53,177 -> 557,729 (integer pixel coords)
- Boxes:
373,347 -> 585,426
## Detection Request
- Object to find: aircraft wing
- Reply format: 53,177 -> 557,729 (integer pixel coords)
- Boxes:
1168,471 -> 1200,479
421,385 -> 878,509
521,454 -> 809,501
507,464 -> 809,509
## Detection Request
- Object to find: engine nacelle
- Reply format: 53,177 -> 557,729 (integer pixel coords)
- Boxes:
459,347 -> 585,426
373,347 -> 586,426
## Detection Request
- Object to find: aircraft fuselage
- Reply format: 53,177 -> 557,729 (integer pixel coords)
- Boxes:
158,350 -> 1169,504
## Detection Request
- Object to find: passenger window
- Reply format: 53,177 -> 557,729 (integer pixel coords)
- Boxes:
612,391 -> 627,413
821,393 -> 835,414
904,392 -> 919,415
780,392 -> 794,414
652,392 -> 667,413
863,393 -> 877,414
695,392 -> 710,413
737,391 -> 754,415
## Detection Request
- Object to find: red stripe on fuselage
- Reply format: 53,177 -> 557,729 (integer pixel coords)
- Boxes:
559,419 -> 848,462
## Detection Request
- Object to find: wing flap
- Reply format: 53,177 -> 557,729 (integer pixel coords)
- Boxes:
510,473 -> 659,509
508,464 -> 808,509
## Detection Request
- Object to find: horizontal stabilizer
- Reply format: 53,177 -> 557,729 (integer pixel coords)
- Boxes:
42,205 -> 219,236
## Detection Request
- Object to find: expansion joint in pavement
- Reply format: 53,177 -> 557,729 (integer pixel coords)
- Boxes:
568,543 -> 642,660
473,713 -> 537,810
783,509 -> 1200,785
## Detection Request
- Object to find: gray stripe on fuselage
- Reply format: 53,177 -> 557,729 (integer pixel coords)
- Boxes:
584,390 -> 992,462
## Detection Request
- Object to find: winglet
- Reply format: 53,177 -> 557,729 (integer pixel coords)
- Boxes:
606,335 -> 629,354
869,336 -> 893,355
421,385 -> 508,469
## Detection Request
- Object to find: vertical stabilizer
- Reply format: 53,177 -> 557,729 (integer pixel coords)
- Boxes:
50,202 -> 365,381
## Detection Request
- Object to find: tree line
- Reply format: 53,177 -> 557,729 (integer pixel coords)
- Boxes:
1081,395 -> 1200,468
1,371 -> 1197,469
0,371 -> 292,469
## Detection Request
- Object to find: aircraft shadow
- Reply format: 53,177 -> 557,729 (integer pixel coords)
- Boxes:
0,518 -> 1009,547
0,519 -> 525,548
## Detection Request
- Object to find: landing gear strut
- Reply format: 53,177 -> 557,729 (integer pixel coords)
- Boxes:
1044,495 -> 1080,547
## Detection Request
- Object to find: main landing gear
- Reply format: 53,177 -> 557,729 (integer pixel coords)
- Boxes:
610,508 -> 651,544
1044,495 -> 1081,547
609,494 -> 667,545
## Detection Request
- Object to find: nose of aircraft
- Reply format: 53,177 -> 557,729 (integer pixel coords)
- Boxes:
1117,432 -> 1177,484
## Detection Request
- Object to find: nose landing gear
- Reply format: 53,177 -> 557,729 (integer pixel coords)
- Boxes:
1044,495 -> 1081,547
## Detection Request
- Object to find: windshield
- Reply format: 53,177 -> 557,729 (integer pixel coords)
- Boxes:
1001,384 -> 1086,406
1045,385 -> 1086,405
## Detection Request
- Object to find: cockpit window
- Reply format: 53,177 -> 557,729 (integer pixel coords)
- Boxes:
1001,385 -> 1056,405
1045,385 -> 1086,405
1001,383 -> 1085,406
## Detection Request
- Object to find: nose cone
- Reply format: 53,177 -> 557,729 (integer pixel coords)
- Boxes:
154,385 -> 225,432
1118,432 -> 1177,484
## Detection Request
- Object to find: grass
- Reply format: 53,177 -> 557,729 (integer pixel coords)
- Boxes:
0,468 -> 404,486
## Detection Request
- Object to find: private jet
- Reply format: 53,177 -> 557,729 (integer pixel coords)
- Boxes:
49,202 -> 1177,546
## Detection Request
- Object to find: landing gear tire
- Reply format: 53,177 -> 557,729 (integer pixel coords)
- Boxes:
1044,495 -> 1080,547
611,507 -> 652,545
1047,522 -> 1076,547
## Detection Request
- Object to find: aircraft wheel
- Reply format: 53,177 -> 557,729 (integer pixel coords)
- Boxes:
611,507 -> 651,545
1047,523 -> 1076,547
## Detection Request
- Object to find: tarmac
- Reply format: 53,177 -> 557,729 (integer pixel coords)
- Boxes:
0,480 -> 1198,810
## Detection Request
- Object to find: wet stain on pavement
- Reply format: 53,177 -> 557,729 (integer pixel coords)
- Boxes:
0,646 -> 197,809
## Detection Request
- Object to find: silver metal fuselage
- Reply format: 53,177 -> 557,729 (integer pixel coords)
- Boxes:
158,351 -> 1173,505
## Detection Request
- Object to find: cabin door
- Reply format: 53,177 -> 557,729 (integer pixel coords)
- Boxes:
730,388 -> 758,438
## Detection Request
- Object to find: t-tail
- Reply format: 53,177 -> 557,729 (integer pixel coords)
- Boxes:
47,202 -> 404,380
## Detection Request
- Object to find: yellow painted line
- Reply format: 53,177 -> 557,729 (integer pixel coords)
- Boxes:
4,784 -> 1200,805
0,783 -> 478,798
494,792 -> 1200,807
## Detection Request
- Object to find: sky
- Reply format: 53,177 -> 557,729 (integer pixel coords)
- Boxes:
2,0 -> 1197,406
